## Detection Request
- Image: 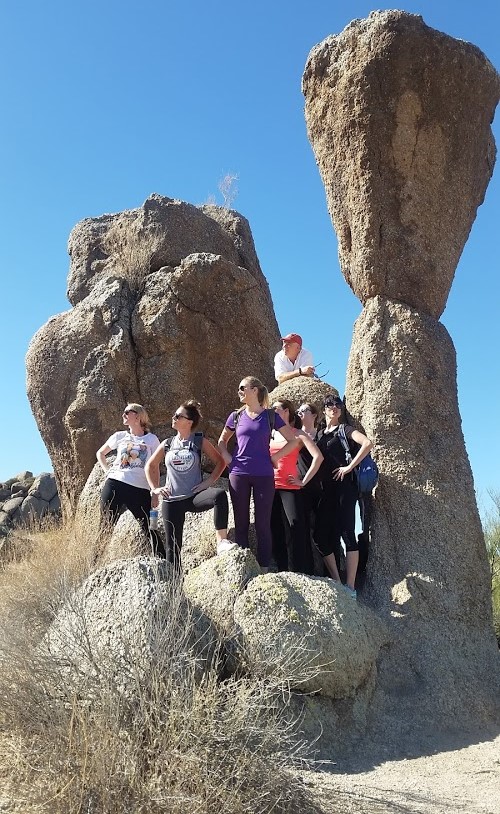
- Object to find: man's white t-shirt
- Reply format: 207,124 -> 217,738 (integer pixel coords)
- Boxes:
105,431 -> 160,490
274,347 -> 314,381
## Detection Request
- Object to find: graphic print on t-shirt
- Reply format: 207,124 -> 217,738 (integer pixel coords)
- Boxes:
117,439 -> 149,470
170,446 -> 197,473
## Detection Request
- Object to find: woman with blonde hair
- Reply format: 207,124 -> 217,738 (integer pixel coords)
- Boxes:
97,403 -> 160,545
218,376 -> 297,569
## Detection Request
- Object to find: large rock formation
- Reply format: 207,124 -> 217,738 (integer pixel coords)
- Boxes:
303,11 -> 500,730
27,195 -> 280,516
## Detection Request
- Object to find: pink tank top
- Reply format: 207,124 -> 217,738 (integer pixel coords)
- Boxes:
269,433 -> 301,490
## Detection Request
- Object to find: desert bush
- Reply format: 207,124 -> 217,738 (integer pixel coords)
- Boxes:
218,173 -> 239,208
103,213 -> 162,294
0,519 -> 326,814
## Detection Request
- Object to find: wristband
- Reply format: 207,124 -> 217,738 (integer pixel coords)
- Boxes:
298,367 -> 302,376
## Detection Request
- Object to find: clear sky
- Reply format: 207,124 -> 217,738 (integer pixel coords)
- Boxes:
1,1 -> 499,513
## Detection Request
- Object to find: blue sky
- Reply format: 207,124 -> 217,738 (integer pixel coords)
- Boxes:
1,1 -> 499,514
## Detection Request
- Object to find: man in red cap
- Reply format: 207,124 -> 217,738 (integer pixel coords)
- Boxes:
274,333 -> 315,383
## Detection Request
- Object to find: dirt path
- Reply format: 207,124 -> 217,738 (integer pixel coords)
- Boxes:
303,733 -> 500,814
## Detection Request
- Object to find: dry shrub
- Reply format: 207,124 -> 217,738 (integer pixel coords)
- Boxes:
103,213 -> 162,294
0,518 -> 327,814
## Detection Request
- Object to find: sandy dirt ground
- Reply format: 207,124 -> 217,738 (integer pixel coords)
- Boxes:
303,732 -> 500,814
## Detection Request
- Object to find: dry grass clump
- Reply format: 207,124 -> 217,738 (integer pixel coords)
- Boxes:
103,213 -> 162,295
0,519 -> 326,814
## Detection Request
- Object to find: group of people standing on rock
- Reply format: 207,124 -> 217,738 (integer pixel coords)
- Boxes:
96,333 -> 374,599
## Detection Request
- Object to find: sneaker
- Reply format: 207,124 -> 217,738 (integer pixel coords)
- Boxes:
343,586 -> 357,600
217,539 -> 237,555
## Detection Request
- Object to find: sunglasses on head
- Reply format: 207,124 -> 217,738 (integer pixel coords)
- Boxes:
173,411 -> 189,420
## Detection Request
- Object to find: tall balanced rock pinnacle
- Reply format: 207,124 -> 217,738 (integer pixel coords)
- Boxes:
27,195 -> 280,516
303,11 -> 500,729
303,10 -> 499,318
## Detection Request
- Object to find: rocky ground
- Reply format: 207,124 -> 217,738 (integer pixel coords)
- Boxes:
303,730 -> 500,814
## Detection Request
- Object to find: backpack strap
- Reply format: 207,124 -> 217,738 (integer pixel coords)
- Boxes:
338,424 -> 353,465
193,431 -> 203,456
266,408 -> 276,437
164,433 -> 203,456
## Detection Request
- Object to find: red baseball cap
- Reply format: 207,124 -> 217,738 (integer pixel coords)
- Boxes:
281,333 -> 302,346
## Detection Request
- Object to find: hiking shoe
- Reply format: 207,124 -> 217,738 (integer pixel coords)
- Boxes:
343,586 -> 357,600
217,539 -> 237,555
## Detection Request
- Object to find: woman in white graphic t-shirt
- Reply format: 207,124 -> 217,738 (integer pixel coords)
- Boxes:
96,403 -> 161,550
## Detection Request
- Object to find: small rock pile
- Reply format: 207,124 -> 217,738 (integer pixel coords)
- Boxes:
0,471 -> 60,537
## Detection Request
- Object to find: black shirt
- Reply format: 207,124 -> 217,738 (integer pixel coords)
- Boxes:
315,423 -> 358,483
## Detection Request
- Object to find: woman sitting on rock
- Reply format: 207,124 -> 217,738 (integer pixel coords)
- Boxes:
145,400 -> 230,569
270,399 -> 323,574
218,376 -> 297,570
97,403 -> 161,548
314,394 -> 373,599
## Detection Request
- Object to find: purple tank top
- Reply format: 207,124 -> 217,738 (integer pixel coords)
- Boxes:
225,409 -> 285,476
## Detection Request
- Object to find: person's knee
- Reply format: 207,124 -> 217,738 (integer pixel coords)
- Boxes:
344,537 -> 359,553
214,489 -> 228,509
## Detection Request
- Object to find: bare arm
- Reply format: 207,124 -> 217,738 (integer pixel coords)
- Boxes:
287,432 -> 324,487
217,427 -> 234,467
270,423 -> 300,466
96,443 -> 113,473
276,365 -> 315,384
145,443 -> 165,492
191,439 -> 227,493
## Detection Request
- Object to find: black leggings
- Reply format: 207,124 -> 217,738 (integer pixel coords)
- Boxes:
162,487 -> 229,569
271,489 -> 312,574
100,478 -> 163,555
314,477 -> 359,568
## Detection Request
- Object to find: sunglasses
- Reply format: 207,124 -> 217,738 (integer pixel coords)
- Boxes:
297,407 -> 311,415
173,411 -> 189,420
324,401 -> 342,409
238,385 -> 249,392
123,408 -> 138,415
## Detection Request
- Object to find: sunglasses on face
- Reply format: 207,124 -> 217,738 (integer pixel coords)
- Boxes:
123,409 -> 138,415
173,412 -> 189,420
297,407 -> 311,415
238,385 -> 249,392
324,401 -> 342,409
